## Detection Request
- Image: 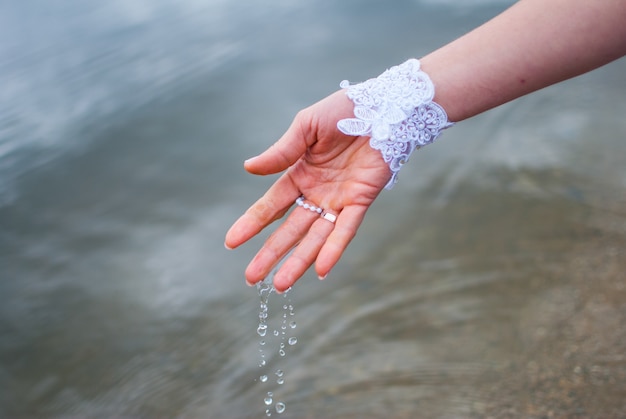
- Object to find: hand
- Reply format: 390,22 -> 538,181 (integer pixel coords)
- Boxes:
224,90 -> 391,292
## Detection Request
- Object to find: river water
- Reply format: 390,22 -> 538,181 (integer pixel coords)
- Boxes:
1,0 -> 625,417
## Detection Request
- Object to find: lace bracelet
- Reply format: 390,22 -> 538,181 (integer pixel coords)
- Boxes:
337,59 -> 453,189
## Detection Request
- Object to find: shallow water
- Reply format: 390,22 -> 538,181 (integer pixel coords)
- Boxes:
2,0 -> 626,417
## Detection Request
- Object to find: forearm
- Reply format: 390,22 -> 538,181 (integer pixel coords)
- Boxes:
420,0 -> 626,122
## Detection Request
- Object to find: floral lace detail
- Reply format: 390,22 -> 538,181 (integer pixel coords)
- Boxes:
337,59 -> 453,189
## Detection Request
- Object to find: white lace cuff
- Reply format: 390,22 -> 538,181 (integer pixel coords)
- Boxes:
337,59 -> 453,189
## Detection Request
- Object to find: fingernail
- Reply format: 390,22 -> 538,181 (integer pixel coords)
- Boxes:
244,156 -> 258,164
318,272 -> 329,280
224,242 -> 233,250
245,279 -> 255,287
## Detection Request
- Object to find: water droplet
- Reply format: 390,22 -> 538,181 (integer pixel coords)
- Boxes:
255,267 -> 296,415
275,402 -> 286,414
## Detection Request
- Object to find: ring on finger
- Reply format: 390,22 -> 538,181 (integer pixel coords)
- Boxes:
295,195 -> 337,224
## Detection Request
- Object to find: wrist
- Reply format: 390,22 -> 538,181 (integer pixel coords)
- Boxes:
336,59 -> 454,189
419,51 -> 483,123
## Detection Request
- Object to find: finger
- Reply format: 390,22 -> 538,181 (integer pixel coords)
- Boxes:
245,206 -> 321,286
273,216 -> 336,292
224,173 -> 298,249
315,205 -> 368,278
244,110 -> 314,176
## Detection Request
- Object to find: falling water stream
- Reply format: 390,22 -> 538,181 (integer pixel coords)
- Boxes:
256,274 -> 298,416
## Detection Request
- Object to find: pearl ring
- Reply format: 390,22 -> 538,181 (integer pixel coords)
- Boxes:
295,196 -> 337,223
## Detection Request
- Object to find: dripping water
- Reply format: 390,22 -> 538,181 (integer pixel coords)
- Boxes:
255,267 -> 298,416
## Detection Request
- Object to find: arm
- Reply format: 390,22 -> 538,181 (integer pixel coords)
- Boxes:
422,0 -> 626,122
225,0 -> 626,292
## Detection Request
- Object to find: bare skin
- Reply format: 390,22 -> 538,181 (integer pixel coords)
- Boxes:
225,0 -> 626,292
422,0 -> 626,122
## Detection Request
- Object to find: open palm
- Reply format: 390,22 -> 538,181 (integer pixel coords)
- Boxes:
225,90 -> 391,292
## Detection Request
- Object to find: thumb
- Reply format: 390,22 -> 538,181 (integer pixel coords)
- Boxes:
244,111 -> 314,175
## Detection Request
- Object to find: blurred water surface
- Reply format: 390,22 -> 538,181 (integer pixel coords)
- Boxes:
1,0 -> 626,417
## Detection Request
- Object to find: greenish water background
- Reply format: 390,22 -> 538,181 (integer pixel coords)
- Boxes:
1,0 -> 625,417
